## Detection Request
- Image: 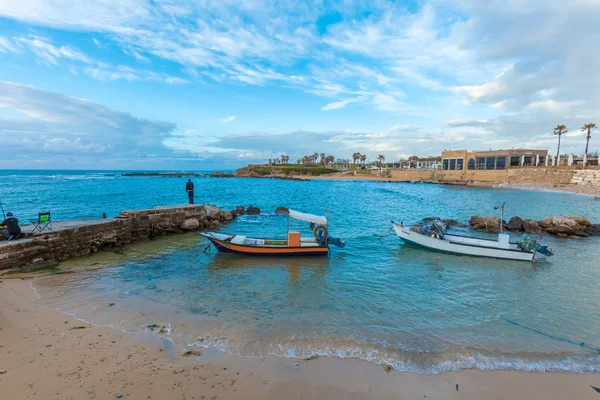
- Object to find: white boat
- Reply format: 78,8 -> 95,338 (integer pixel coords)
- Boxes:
393,222 -> 537,261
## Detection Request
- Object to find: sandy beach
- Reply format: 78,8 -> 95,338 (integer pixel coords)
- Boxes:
1,277 -> 599,400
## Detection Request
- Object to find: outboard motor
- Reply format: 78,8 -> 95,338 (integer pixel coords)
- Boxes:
317,230 -> 346,248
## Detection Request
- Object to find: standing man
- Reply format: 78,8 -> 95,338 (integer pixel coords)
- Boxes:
0,212 -> 21,240
185,178 -> 195,204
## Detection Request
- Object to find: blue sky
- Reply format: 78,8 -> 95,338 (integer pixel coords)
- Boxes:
0,0 -> 598,170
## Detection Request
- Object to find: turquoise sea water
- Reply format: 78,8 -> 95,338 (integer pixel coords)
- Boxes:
4,170 -> 600,373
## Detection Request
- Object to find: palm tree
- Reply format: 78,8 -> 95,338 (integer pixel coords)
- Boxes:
581,123 -> 597,167
360,154 -> 366,165
553,124 -> 567,165
268,159 -> 272,165
377,154 -> 385,167
320,153 -> 326,165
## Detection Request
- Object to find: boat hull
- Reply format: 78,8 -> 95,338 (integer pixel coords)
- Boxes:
393,224 -> 534,262
201,233 -> 329,256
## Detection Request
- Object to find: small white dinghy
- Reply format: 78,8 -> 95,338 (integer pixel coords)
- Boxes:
392,204 -> 554,262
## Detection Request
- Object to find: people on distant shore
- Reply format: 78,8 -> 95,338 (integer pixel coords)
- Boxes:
186,179 -> 195,204
0,212 -> 21,240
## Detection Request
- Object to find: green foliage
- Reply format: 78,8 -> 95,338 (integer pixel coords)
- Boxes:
241,164 -> 338,176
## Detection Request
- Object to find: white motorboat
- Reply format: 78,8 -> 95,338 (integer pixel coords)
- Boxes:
393,222 -> 538,261
392,204 -> 554,262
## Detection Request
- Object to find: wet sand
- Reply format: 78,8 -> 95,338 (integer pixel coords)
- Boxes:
1,278 -> 599,399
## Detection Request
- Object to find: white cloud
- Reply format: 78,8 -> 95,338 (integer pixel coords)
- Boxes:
83,65 -> 188,84
321,98 -> 359,111
15,35 -> 92,64
219,115 -> 236,124
0,36 -> 19,53
0,81 -> 184,166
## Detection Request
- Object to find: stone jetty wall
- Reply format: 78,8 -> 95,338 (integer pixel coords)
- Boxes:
0,205 -> 233,270
571,170 -> 600,186
390,167 -> 575,185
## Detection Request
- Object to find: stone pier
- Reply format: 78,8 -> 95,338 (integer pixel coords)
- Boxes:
0,204 -> 232,270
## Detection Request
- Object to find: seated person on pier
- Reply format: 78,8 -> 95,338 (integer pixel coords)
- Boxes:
0,212 -> 21,240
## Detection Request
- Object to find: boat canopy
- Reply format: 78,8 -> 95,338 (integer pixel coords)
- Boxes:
288,209 -> 328,226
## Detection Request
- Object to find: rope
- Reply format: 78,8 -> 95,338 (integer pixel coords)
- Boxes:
378,225 -> 394,240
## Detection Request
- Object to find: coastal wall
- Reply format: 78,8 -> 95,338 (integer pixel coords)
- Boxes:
0,205 -> 228,270
390,167 -> 575,185
571,170 -> 600,186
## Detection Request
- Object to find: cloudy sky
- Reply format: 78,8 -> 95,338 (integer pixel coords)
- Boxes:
0,0 -> 598,170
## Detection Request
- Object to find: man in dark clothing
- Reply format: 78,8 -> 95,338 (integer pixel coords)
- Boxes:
185,179 -> 195,204
0,212 -> 21,240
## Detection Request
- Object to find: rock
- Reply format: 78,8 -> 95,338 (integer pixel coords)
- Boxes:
585,226 -> 600,236
147,324 -> 170,334
116,394 -> 123,398
180,348 -> 204,357
538,219 -> 552,229
552,217 -> 578,230
209,171 -> 235,177
548,225 -> 576,235
304,355 -> 319,361
383,364 -> 393,373
573,230 -> 590,237
507,216 -> 524,231
522,219 -> 543,234
180,218 -> 200,231
205,205 -> 221,220
484,215 -> 502,233
275,206 -> 289,214
441,219 -> 458,227
246,205 -> 260,215
235,206 -> 245,215
230,209 -> 237,218
219,210 -> 233,221
455,224 -> 467,228
469,216 -> 486,230
0,370 -> 6,374
564,215 -> 593,227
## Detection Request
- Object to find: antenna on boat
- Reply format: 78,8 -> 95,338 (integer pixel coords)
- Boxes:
494,202 -> 505,233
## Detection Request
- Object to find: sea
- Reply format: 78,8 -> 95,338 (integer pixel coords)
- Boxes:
2,169 -> 600,373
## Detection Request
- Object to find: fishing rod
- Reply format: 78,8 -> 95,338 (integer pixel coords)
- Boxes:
0,200 -> 5,219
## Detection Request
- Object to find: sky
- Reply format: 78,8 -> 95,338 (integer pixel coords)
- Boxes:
0,0 -> 598,170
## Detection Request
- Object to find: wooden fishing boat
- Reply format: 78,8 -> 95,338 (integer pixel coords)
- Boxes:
200,209 -> 345,256
392,204 -> 553,262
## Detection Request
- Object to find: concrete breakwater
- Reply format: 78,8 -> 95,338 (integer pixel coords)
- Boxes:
0,204 -> 240,270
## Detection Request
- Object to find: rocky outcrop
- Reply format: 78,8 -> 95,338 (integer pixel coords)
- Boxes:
181,219 -> 200,231
469,216 -> 485,230
483,216 -> 505,233
469,214 -> 600,238
507,216 -> 524,231
275,206 -> 289,214
246,205 -> 261,215
235,206 -> 245,215
220,210 -> 233,221
522,219 -> 542,234
209,172 -> 235,178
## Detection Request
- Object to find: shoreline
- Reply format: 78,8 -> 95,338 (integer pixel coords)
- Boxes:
1,278 -> 599,399
284,172 -> 600,196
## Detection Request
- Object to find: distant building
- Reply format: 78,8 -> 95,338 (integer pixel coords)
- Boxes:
441,149 -> 549,171
397,156 -> 441,169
